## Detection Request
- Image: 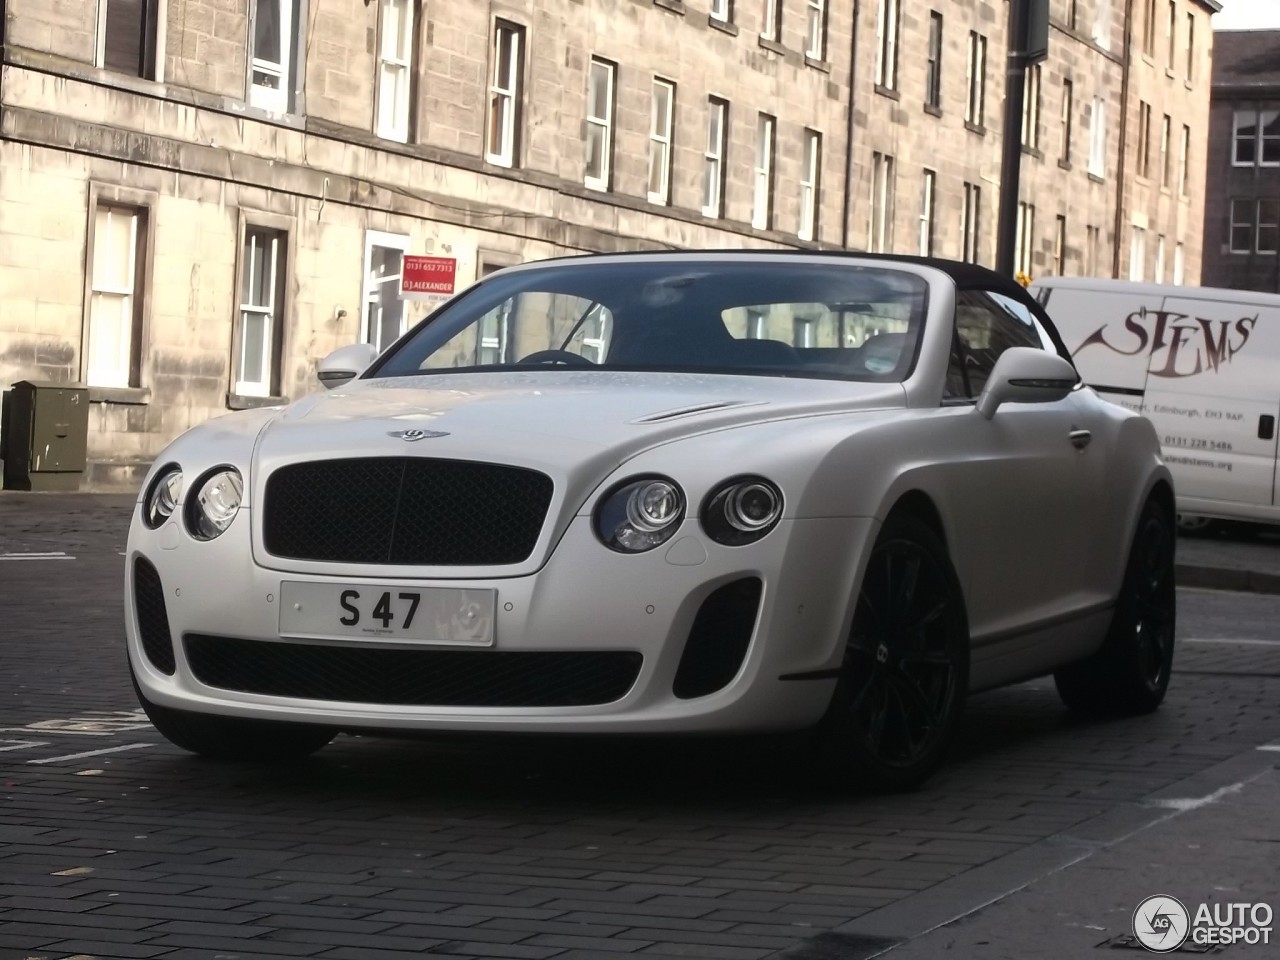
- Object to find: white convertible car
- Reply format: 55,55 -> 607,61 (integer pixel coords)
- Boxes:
125,252 -> 1176,790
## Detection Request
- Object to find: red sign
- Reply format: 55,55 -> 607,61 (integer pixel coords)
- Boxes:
401,256 -> 457,299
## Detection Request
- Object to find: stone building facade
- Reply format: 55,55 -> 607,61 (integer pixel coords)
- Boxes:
1200,28 -> 1280,293
0,0 -> 1220,489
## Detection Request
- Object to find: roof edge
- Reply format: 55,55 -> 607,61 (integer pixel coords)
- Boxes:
1198,0 -> 1224,12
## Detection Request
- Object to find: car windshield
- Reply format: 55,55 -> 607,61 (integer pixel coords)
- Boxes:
371,259 -> 930,383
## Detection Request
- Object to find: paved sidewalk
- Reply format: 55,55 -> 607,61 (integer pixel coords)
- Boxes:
1177,526 -> 1280,595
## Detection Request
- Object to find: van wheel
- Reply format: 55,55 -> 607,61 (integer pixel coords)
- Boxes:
131,673 -> 337,761
1055,498 -> 1176,716
1176,514 -> 1217,537
815,514 -> 970,792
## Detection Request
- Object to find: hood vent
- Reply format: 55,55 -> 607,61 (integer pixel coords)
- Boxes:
630,400 -> 764,424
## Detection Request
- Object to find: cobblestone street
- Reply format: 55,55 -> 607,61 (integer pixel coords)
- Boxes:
2,494 -> 1278,959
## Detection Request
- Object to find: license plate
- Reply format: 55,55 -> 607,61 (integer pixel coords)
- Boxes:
278,581 -> 496,646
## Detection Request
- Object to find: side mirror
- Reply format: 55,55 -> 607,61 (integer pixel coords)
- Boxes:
316,343 -> 379,390
975,347 -> 1078,420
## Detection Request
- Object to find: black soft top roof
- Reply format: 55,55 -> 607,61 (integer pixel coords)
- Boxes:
534,249 -> 1034,302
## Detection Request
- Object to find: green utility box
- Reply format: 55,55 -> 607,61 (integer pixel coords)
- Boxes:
1,381 -> 91,491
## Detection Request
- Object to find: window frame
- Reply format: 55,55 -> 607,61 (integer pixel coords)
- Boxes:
1229,199 -> 1254,254
702,96 -> 729,219
1060,77 -> 1074,165
711,0 -> 732,23
1015,201 -> 1035,276
1054,214 -> 1067,276
961,181 -> 981,264
485,19 -> 526,168
1179,123 -> 1191,195
925,11 -> 943,110
375,0 -> 416,143
82,186 -> 155,392
874,0 -> 898,89
1159,113 -> 1171,189
647,77 -> 676,206
1089,96 -> 1107,178
1021,64 -> 1042,150
361,229 -> 413,355
966,32 -> 987,128
919,169 -> 936,257
868,151 -> 894,252
95,0 -> 163,80
232,212 -> 294,401
752,112 -> 776,230
1258,200 -> 1280,255
584,56 -> 617,192
1137,101 -> 1152,179
1141,0 -> 1156,57
1166,0 -> 1177,71
248,0 -> 301,114
1185,12 -> 1195,82
1173,242 -> 1185,285
1129,225 -> 1146,281
761,0 -> 782,42
799,128 -> 822,241
806,0 -> 829,62
1154,234 -> 1166,283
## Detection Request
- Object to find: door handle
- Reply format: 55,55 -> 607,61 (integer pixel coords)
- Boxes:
1069,428 -> 1092,450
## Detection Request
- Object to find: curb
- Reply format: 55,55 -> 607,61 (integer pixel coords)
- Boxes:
1176,562 -> 1280,596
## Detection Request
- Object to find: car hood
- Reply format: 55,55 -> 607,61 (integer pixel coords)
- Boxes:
255,370 -> 906,470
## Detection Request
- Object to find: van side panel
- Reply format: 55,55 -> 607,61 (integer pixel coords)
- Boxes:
1036,281 -> 1280,523
1035,286 -> 1153,415
1138,297 -> 1280,510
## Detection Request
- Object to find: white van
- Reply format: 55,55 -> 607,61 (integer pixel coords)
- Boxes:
1030,277 -> 1280,532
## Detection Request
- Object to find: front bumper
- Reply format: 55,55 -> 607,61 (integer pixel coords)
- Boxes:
124,507 -> 876,736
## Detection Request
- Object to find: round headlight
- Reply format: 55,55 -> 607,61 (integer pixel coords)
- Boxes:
186,467 -> 244,541
701,476 -> 784,546
595,476 -> 686,553
143,465 -> 183,529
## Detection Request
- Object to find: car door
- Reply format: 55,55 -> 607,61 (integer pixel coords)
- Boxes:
936,288 -> 1112,659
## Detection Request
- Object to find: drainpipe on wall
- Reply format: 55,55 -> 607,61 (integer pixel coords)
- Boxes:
840,1 -> 861,250
1111,0 -> 1135,279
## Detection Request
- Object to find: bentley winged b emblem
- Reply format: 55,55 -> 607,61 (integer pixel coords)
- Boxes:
388,428 -> 450,441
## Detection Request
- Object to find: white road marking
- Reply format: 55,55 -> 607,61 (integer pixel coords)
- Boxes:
0,739 -> 49,752
1258,744 -> 1280,753
27,742 -> 154,765
1147,781 -> 1245,812
0,551 -> 75,561
1183,637 -> 1280,647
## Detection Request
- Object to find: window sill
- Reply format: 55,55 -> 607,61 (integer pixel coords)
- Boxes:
227,393 -> 288,411
874,83 -> 900,101
758,36 -> 786,55
805,56 -> 832,73
1058,159 -> 1072,171
654,0 -> 685,15
965,121 -> 986,136
708,16 -> 738,36
89,386 -> 150,405
1022,145 -> 1044,160
1088,172 -> 1106,184
923,102 -> 943,118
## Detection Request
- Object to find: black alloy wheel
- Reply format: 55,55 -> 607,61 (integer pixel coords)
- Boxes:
817,513 -> 970,792
1055,496 -> 1176,716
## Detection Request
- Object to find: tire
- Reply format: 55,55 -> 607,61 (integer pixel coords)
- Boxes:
1055,497 -> 1176,717
131,671 -> 337,761
1176,513 -> 1218,537
815,513 -> 970,793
